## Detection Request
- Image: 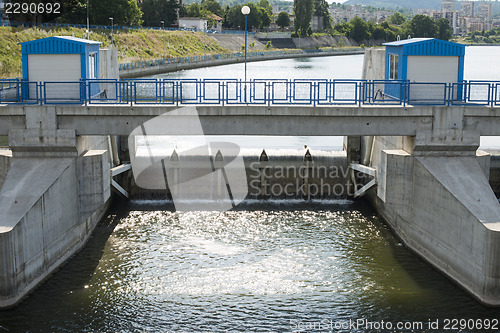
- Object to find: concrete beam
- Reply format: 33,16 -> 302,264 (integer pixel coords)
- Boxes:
1,104 -> 500,137
0,104 -> 433,136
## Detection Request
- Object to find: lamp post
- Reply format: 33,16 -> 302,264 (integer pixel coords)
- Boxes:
109,17 -> 113,47
86,0 -> 89,39
161,20 -> 165,59
241,5 -> 250,83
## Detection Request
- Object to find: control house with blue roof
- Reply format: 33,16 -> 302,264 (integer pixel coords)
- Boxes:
382,38 -> 465,102
20,36 -> 102,100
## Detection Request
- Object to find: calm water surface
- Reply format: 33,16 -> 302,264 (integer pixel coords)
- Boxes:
1,47 -> 500,332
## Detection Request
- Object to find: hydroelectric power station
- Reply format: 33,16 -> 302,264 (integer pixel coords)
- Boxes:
1,37 -> 500,308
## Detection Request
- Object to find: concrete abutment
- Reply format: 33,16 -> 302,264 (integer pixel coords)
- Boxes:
355,47 -> 500,306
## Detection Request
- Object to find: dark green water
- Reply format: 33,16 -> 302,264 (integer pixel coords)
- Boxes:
0,199 -> 498,332
2,49 -> 500,332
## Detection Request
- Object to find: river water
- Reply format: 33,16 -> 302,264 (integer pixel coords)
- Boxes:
1,47 -> 500,332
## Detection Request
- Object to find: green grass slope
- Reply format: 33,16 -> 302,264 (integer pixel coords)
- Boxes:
0,26 -> 229,78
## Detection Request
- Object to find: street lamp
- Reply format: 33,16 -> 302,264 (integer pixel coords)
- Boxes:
86,0 -> 89,39
109,17 -> 113,47
241,5 -> 250,83
161,20 -> 165,59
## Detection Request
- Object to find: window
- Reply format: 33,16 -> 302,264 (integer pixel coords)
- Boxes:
389,54 -> 399,80
88,52 -> 97,79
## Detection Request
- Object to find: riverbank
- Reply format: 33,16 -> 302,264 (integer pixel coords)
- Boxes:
119,48 -> 365,78
0,26 -> 365,79
0,26 -> 230,78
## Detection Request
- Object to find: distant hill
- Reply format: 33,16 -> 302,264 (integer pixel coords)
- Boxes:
343,0 -> 500,16
343,0 -> 441,10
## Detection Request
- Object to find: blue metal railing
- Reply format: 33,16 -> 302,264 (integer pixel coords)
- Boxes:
118,48 -> 364,72
1,79 -> 500,107
0,77 -> 22,91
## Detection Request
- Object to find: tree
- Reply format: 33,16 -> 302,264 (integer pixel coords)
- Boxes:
59,0 -> 142,26
388,12 -> 405,25
89,0 -> 142,26
141,0 -> 179,27
410,14 -> 437,38
372,25 -> 386,40
313,0 -> 332,32
185,3 -> 202,18
293,0 -> 313,36
201,0 -> 223,17
60,0 -> 87,24
349,17 -> 369,43
276,11 -> 291,30
436,18 -> 453,41
225,3 -> 264,30
225,5 -> 244,29
258,7 -> 272,28
257,0 -> 273,16
333,22 -> 352,35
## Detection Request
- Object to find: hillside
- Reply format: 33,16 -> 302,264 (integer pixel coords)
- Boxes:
0,26 -> 231,78
343,0 -> 441,10
344,0 -> 500,14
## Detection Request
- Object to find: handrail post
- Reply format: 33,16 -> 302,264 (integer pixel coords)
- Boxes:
313,81 -> 317,107
490,82 -> 494,107
176,80 -> 180,106
221,81 -> 225,106
357,81 -> 362,107
130,81 -> 133,106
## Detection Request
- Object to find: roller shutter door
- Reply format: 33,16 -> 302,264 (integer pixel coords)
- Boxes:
28,54 -> 81,100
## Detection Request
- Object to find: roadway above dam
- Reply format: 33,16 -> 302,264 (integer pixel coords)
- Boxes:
1,104 -> 500,137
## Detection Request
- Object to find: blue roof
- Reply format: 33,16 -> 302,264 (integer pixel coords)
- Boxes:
383,38 -> 465,56
383,38 -> 433,46
20,36 -> 101,54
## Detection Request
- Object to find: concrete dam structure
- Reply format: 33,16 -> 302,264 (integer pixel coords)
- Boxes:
1,37 -> 500,307
360,46 -> 500,306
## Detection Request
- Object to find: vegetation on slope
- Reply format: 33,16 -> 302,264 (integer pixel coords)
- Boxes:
0,26 -> 229,78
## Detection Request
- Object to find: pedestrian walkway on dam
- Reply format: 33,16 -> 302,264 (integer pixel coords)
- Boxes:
1,78 -> 500,107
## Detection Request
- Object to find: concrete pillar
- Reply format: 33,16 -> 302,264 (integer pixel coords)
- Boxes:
303,149 -> 312,199
0,106 -> 111,308
344,136 -> 361,163
214,149 -> 224,197
259,149 -> 268,198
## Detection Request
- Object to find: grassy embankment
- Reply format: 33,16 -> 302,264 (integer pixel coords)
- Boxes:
0,26 -> 229,79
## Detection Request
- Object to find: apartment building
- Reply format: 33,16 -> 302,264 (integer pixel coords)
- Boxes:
476,3 -> 492,23
461,1 -> 475,17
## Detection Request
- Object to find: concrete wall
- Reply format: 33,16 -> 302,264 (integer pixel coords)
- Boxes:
362,48 -> 385,81
359,47 -> 500,306
292,35 -> 357,49
99,48 -> 119,99
0,149 -> 110,308
370,148 -> 500,305
0,52 -> 116,308
119,49 -> 364,78
211,34 -> 265,50
0,150 -> 11,190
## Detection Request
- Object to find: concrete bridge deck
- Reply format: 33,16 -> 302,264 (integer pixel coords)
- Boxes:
2,104 -> 500,137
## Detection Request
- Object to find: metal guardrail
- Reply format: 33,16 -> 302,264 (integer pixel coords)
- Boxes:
0,20 -> 252,35
118,48 -> 365,71
1,79 -> 499,107
0,78 -> 22,91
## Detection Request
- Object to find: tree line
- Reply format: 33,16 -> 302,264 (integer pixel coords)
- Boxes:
4,0 -> 453,43
292,0 -> 452,42
327,13 -> 453,43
